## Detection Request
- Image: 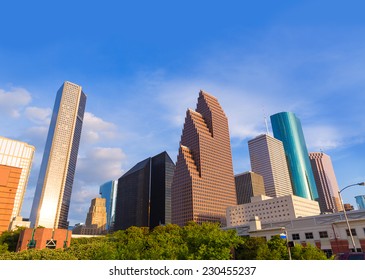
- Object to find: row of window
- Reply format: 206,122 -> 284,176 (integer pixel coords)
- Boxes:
291,228 -> 365,240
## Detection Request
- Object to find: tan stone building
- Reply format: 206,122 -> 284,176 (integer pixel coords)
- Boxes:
235,171 -> 265,205
171,91 -> 237,226
248,134 -> 293,198
73,197 -> 107,235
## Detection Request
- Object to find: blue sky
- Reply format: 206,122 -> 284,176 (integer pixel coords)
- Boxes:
1,1 -> 365,225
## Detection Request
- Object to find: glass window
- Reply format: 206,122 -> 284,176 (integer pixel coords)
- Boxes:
292,233 -> 300,240
305,232 -> 314,239
346,229 -> 357,236
319,231 -> 328,238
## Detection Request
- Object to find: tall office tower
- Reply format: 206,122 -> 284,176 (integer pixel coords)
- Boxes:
235,171 -> 265,204
85,197 -> 107,233
171,91 -> 237,226
309,152 -> 342,213
0,136 -> 35,220
355,195 -> 365,210
30,81 -> 86,229
248,134 -> 293,198
0,165 -> 22,233
270,112 -> 318,200
114,151 -> 175,230
99,180 -> 118,231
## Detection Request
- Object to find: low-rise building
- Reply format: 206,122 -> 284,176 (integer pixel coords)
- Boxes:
226,194 -> 320,227
225,209 -> 365,256
17,228 -> 72,251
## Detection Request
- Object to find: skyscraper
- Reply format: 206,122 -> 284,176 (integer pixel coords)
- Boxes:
235,171 -> 265,204
114,151 -> 175,230
270,112 -> 318,201
248,134 -> 293,198
99,180 -> 118,231
30,81 -> 86,229
309,152 -> 342,213
84,197 -> 107,234
0,136 -> 35,220
355,195 -> 365,210
171,90 -> 237,226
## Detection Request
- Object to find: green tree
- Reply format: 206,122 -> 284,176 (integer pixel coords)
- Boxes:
180,222 -> 242,260
111,226 -> 149,260
144,224 -> 187,260
234,236 -> 267,260
0,227 -> 25,252
0,248 -> 77,260
290,244 -> 329,260
67,237 -> 117,260
257,235 -> 289,260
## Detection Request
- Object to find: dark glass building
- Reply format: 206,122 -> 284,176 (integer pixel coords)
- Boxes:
270,112 -> 318,201
235,171 -> 265,205
114,151 -> 175,230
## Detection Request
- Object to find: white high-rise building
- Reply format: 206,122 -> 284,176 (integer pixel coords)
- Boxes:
0,136 -> 35,220
248,134 -> 293,197
30,81 -> 86,229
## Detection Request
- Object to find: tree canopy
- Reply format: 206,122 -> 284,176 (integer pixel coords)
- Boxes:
0,223 -> 331,260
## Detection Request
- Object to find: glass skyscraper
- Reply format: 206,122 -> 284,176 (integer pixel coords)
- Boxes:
270,112 -> 318,201
30,81 -> 86,229
99,180 -> 118,230
355,195 -> 365,210
114,151 -> 175,230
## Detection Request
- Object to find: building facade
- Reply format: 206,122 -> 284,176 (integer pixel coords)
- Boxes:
114,151 -> 175,230
227,209 -> 365,255
30,81 -> 87,229
270,112 -> 318,200
248,134 -> 293,198
226,194 -> 320,227
73,198 -> 107,235
17,228 -> 72,251
99,180 -> 118,230
0,136 -> 35,221
0,165 -> 22,233
235,171 -> 265,205
355,195 -> 365,210
309,152 -> 342,213
171,91 -> 237,226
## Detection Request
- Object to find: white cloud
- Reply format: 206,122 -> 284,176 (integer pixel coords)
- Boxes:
76,147 -> 126,185
81,112 -> 119,144
0,87 -> 32,117
24,107 -> 52,125
304,125 -> 343,151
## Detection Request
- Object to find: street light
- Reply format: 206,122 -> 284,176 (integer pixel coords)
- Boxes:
280,228 -> 292,260
338,182 -> 365,252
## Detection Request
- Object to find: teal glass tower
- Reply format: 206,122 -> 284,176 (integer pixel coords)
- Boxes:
270,112 -> 318,201
355,195 -> 365,210
99,180 -> 118,230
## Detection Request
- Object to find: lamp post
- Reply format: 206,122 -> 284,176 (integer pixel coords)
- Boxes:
338,182 -> 365,252
280,228 -> 292,260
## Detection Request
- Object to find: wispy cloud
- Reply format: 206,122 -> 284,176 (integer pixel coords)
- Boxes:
0,87 -> 31,118
81,112 -> 119,144
24,107 -> 52,125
